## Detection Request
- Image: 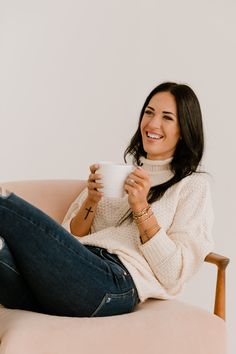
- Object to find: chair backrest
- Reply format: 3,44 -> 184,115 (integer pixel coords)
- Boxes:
1,179 -> 86,223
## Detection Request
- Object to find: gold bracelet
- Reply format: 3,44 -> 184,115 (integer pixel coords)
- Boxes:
133,210 -> 151,220
135,212 -> 154,225
132,205 -> 151,219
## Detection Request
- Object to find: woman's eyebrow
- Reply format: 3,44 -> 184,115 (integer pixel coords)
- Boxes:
146,106 -> 155,111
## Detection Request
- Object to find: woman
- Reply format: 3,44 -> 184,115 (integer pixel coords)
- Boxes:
0,82 -> 214,317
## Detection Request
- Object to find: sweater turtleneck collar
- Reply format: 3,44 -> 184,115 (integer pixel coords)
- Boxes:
138,156 -> 174,187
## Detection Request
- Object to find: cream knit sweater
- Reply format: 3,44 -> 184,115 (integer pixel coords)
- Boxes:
62,157 -> 214,302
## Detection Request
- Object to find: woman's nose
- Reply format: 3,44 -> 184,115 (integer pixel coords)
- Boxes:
148,114 -> 162,128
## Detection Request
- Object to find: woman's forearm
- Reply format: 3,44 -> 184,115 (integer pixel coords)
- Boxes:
70,198 -> 98,237
131,203 -> 160,244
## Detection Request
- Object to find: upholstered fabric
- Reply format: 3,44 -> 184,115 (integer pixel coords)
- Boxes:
0,180 -> 227,354
1,179 -> 86,223
0,300 -> 226,354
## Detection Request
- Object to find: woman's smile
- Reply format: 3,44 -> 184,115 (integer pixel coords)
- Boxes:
145,131 -> 164,142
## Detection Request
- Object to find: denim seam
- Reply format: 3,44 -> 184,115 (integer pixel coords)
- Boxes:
90,288 -> 135,317
0,203 -> 116,278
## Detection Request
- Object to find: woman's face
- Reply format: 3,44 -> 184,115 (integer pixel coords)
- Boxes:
140,91 -> 181,160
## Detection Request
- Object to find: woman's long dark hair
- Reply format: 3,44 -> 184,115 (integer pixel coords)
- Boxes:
117,82 -> 204,225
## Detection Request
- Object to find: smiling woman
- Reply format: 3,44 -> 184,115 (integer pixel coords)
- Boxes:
123,82 -> 204,205
0,82 -> 214,320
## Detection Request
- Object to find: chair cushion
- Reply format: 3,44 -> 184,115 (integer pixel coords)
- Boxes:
0,299 -> 226,354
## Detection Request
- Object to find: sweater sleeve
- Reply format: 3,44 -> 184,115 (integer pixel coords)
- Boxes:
61,187 -> 88,233
138,174 -> 214,294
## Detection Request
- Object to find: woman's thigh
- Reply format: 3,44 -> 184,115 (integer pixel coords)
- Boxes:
86,246 -> 140,317
0,192 -> 139,316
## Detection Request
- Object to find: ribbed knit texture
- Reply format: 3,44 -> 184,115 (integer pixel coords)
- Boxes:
62,158 -> 214,302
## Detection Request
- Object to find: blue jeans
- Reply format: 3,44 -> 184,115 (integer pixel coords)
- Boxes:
0,191 -> 140,317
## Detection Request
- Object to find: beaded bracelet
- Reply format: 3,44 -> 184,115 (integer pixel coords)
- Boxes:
132,204 -> 151,220
135,212 -> 154,225
133,211 -> 150,221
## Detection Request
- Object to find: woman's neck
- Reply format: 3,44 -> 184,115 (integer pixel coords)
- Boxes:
139,156 -> 174,186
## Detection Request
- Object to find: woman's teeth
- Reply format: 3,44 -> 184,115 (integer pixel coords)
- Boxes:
147,132 -> 163,140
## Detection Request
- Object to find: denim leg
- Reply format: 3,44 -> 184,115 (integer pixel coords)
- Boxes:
0,192 -> 138,317
0,237 -> 41,311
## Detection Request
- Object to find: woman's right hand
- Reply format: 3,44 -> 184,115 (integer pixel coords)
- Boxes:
87,164 -> 104,204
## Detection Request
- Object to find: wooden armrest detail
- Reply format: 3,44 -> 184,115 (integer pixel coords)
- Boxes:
204,252 -> 230,320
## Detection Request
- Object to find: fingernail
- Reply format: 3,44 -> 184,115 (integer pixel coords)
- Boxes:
137,166 -> 142,170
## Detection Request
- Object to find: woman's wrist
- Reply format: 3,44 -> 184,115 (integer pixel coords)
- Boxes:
131,201 -> 149,214
139,223 -> 161,244
132,204 -> 161,244
86,196 -> 100,206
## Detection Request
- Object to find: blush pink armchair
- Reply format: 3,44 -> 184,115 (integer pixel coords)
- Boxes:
0,180 -> 229,354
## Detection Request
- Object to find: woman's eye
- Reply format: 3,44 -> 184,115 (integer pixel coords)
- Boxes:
144,110 -> 153,115
163,115 -> 173,121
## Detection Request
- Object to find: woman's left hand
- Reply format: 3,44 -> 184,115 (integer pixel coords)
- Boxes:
124,167 -> 152,209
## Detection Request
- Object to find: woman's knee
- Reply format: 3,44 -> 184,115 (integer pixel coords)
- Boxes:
0,237 -> 20,275
0,237 -> 3,250
0,187 -> 11,198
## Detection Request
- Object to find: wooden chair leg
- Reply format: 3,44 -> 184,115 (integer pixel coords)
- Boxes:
204,252 -> 230,320
214,268 -> 226,320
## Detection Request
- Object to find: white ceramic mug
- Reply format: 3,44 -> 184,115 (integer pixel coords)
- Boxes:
96,161 -> 134,198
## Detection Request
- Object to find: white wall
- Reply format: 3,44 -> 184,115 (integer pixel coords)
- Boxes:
1,0 -> 235,351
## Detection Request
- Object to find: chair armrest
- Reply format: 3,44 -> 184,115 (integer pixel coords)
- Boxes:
205,252 -> 230,269
204,252 -> 230,320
